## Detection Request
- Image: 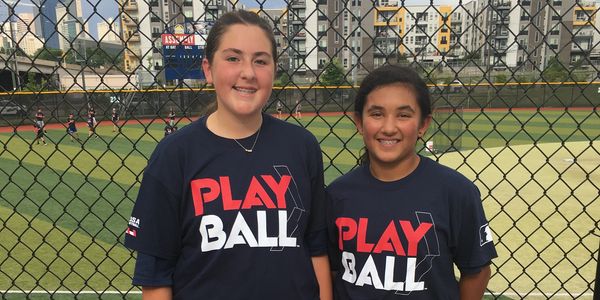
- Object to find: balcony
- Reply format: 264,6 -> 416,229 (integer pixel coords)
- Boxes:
291,31 -> 306,39
151,16 -> 161,22
128,48 -> 142,57
495,17 -> 509,24
124,1 -> 137,10
521,0 -> 530,5
551,15 -> 561,21
553,1 -> 562,6
520,15 -> 530,21
575,30 -> 592,37
152,32 -> 161,38
290,0 -> 305,8
130,32 -> 140,41
519,30 -> 528,35
206,1 -> 218,9
183,0 -> 192,6
149,0 -> 158,6
572,44 -> 591,51
493,1 -> 510,9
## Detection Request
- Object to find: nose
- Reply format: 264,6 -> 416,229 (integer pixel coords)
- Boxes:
381,115 -> 398,135
240,59 -> 256,80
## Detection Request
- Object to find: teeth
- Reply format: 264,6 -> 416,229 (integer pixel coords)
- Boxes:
234,87 -> 256,94
380,140 -> 398,145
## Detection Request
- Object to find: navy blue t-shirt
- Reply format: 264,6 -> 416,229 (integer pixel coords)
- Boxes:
124,114 -> 327,299
326,156 -> 497,300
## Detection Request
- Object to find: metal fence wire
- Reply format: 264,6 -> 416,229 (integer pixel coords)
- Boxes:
0,0 -> 599,298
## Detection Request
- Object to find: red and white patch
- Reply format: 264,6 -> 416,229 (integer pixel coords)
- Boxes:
125,227 -> 137,237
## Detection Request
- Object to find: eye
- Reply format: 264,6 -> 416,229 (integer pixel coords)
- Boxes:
369,111 -> 383,118
255,59 -> 268,65
226,56 -> 239,62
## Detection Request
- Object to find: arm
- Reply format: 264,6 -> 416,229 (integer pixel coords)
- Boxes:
458,265 -> 491,300
142,286 -> 172,300
312,255 -> 333,300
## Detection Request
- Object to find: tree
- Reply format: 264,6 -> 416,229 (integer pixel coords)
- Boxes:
32,48 -> 63,62
319,59 -> 346,86
541,57 -> 569,82
23,72 -> 49,92
495,73 -> 508,83
274,72 -> 291,87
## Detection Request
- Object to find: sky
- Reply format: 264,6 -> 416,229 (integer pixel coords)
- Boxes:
2,0 -> 460,39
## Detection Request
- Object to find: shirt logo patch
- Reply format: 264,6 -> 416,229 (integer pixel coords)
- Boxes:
128,216 -> 140,228
126,227 -> 137,237
479,223 -> 493,246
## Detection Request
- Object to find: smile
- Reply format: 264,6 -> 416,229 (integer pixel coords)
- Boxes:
378,139 -> 400,145
234,86 -> 257,94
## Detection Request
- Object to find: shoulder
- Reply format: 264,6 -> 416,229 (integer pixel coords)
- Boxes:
326,166 -> 366,195
147,118 -> 207,165
422,156 -> 474,185
264,114 -> 319,145
419,156 -> 480,198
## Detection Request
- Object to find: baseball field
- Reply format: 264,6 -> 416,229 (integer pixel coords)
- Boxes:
0,108 -> 598,299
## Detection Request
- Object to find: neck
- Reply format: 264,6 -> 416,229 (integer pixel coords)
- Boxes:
207,110 -> 263,139
369,154 -> 421,182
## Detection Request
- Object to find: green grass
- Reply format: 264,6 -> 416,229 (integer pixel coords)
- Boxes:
0,110 -> 598,299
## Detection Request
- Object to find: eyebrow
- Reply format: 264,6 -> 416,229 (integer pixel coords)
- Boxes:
366,104 -> 415,112
221,48 -> 272,59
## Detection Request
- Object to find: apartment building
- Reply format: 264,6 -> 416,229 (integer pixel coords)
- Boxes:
4,13 -> 44,56
328,0 -> 375,84
55,0 -> 90,52
287,0 -> 323,75
97,18 -> 122,44
119,0 -> 231,74
370,0 -> 598,71
251,8 -> 290,74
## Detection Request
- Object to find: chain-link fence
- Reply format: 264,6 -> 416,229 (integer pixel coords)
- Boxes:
0,0 -> 599,298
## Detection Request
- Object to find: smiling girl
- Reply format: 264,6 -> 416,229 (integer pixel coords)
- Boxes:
326,65 -> 497,299
125,10 -> 331,300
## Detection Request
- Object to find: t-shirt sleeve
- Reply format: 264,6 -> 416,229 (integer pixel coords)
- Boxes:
132,252 -> 176,286
325,189 -> 341,272
124,172 -> 181,259
304,134 -> 327,256
451,182 -> 498,272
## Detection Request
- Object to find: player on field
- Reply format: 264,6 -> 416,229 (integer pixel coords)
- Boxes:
87,107 -> 98,138
326,65 -> 497,299
66,113 -> 80,142
168,107 -> 176,127
33,107 -> 48,145
124,10 -> 332,300
112,107 -> 120,132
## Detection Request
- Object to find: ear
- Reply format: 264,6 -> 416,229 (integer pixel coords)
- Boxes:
418,114 -> 433,138
353,112 -> 364,135
202,58 -> 213,84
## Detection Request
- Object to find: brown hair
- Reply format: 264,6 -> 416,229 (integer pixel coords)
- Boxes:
205,10 -> 277,66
